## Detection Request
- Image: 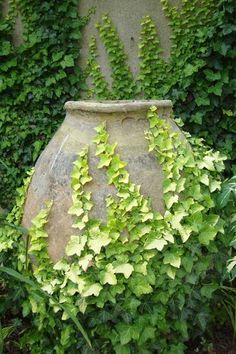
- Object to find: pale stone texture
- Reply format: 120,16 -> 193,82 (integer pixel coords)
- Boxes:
79,0 -> 181,85
22,100 -> 186,262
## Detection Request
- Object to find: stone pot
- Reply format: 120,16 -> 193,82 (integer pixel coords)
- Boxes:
23,100 -> 182,262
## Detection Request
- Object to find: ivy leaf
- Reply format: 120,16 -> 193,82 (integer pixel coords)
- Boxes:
204,69 -> 221,81
126,199 -> 138,212
164,193 -> 179,209
198,226 -> 217,245
61,55 -> 74,68
198,156 -> 215,171
68,205 -> 84,217
82,283 -> 102,297
80,176 -> 92,185
128,274 -> 153,296
79,254 -> 93,271
66,264 -> 81,283
114,344 -> 131,354
178,225 -> 192,243
182,256 -> 194,273
163,252 -> 181,268
65,235 -> 87,257
200,284 -> 218,299
184,64 -> 197,77
72,215 -> 88,230
113,263 -> 134,279
199,174 -> 210,186
209,180 -> 221,192
170,211 -> 187,229
163,180 -> 177,193
195,96 -> 210,106
145,238 -> 167,251
141,212 -> 154,222
100,264 -> 117,285
97,154 -> 112,168
88,232 -> 111,254
139,326 -> 156,345
52,51 -> 64,62
166,266 -> 176,279
208,82 -> 223,96
116,323 -> 140,345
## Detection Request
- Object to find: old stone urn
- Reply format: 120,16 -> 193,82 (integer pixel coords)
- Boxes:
23,100 -> 183,262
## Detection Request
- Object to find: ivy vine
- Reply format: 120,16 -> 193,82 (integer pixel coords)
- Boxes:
86,36 -> 112,100
96,15 -> 137,99
0,107 -> 228,352
85,1 -> 235,171
138,16 -> 166,98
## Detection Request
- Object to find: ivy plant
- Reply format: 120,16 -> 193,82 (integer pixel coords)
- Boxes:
0,0 -> 85,208
86,36 -> 112,100
96,15 -> 137,99
0,107 -> 229,352
138,16 -> 167,98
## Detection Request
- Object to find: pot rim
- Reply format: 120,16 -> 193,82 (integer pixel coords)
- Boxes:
64,100 -> 172,113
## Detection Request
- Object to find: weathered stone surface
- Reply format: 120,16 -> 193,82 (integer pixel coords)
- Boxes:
23,100 -> 183,262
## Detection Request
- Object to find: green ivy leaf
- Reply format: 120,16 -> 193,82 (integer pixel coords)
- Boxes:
82,283 -> 102,297
88,232 -> 111,254
116,323 -> 140,345
200,284 -> 218,299
61,55 -> 74,68
113,263 -> 134,279
163,252 -> 181,268
65,235 -> 87,256
145,238 -> 167,251
198,226 -> 217,245
128,274 -> 153,296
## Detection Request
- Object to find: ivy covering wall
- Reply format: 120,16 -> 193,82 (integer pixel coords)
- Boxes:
85,0 -> 235,171
0,0 -> 235,208
0,0 -> 84,208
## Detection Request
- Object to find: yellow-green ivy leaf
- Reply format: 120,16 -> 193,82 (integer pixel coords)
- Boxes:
178,225 -> 192,243
166,266 -> 176,279
200,174 -> 210,186
100,264 -> 117,285
113,263 -> 134,279
82,283 -> 102,297
65,235 -> 87,257
79,254 -> 93,271
88,232 -> 111,254
145,238 -> 167,251
164,193 -> 179,209
164,252 -> 181,268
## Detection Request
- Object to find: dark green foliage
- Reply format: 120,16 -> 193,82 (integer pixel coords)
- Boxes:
0,0 -> 84,208
162,0 -> 236,172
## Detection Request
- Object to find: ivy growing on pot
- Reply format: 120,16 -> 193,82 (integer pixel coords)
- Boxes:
0,107 -> 229,352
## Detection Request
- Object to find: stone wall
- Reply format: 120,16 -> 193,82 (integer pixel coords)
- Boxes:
79,0 -> 181,85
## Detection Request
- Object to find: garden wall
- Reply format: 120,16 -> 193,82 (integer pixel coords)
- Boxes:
79,0 -> 181,84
